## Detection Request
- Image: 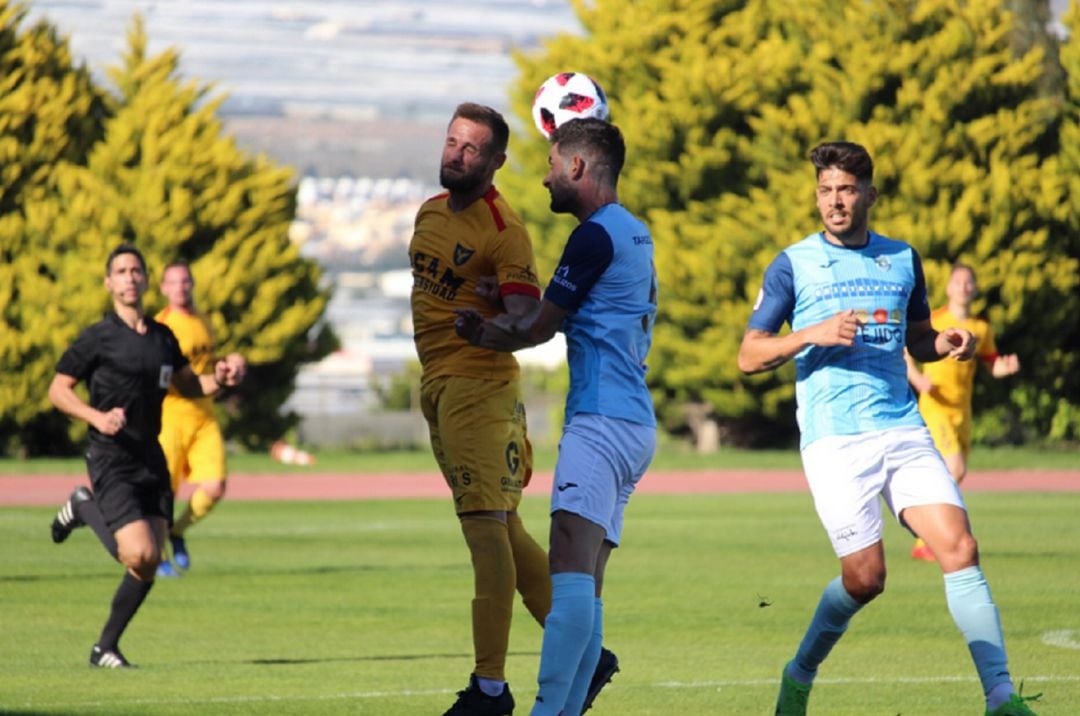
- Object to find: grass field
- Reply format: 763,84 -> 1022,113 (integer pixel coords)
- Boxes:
2,443 -> 1078,474
2,491 -> 1078,715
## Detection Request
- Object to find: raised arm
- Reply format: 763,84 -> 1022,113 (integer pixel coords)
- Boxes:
905,317 -> 975,364
456,296 -> 567,353
49,373 -> 127,435
170,357 -> 246,398
738,309 -> 860,374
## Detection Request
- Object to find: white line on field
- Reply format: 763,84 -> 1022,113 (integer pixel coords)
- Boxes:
11,674 -> 1079,710
1042,629 -> 1080,650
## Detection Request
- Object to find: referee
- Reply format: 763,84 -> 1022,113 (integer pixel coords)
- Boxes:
48,244 -> 245,668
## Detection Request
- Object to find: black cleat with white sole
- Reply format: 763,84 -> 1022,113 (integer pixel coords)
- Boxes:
89,645 -> 135,669
51,486 -> 93,544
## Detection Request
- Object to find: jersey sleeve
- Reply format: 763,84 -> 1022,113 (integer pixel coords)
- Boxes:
55,325 -> 100,380
747,253 -> 795,333
978,321 -> 999,364
161,324 -> 190,373
543,221 -> 614,312
907,250 -> 931,322
491,224 -> 541,300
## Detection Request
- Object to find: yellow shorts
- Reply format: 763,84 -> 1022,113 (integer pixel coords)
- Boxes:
922,408 -> 971,460
420,375 -> 532,514
159,407 -> 227,493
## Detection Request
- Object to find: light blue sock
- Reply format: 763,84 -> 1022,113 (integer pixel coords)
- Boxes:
532,572 -> 595,716
944,565 -> 1012,698
789,577 -> 863,683
562,597 -> 604,716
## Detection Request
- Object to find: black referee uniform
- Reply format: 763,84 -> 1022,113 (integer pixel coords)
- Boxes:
57,312 -> 188,530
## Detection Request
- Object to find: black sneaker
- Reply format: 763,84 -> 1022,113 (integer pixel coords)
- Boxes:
582,647 -> 619,712
89,644 -> 135,669
51,486 -> 92,544
443,674 -> 514,716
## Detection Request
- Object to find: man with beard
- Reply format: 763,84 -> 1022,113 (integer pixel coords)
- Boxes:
454,118 -> 656,716
409,102 -> 567,716
738,142 -> 1038,716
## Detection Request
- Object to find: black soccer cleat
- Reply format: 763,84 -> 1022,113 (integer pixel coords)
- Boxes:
51,486 -> 92,544
443,674 -> 514,716
583,647 -> 620,712
89,644 -> 135,669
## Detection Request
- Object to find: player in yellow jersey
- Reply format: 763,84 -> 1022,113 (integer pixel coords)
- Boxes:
155,261 -> 246,576
412,102 -> 549,716
905,263 -> 1020,561
411,102 -> 563,716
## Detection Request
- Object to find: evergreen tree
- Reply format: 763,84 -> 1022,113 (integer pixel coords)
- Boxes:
6,16 -> 332,453
507,0 -> 1076,448
0,1 -> 107,454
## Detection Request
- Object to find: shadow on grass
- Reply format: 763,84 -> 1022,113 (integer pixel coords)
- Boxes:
0,562 -> 460,584
246,650 -> 540,666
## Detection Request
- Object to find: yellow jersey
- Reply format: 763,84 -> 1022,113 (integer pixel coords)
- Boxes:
409,187 -> 541,383
156,306 -> 216,415
918,307 -> 998,415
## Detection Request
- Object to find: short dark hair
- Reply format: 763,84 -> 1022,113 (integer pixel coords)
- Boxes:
951,262 -> 975,279
106,243 -> 147,275
163,260 -> 192,276
551,118 -> 626,187
810,141 -> 874,184
450,102 -> 509,156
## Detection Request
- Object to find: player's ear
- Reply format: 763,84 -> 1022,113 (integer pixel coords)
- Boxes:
570,154 -> 587,180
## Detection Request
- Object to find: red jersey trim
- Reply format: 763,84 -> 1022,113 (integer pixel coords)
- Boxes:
501,282 -> 541,300
981,352 -> 999,366
483,186 -> 507,232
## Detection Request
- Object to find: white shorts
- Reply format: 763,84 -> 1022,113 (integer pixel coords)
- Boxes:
551,413 -> 656,546
801,425 -> 965,558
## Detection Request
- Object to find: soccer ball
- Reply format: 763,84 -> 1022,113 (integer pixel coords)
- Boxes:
531,72 -> 610,140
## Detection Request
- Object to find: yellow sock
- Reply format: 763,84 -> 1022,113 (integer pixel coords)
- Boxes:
173,487 -> 219,536
507,512 -> 551,625
460,516 -> 516,681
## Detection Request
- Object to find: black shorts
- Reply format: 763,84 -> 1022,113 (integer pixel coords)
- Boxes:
86,444 -> 173,532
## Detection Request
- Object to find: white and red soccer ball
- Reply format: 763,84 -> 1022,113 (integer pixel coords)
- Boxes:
531,72 -> 610,140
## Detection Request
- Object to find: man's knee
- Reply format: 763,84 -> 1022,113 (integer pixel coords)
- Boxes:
842,566 -> 886,603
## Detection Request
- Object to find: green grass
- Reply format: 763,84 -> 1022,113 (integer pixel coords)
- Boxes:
2,442 -> 1077,474
2,491 -> 1078,714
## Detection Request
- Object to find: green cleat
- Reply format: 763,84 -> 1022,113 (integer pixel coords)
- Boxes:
986,688 -> 1042,716
774,663 -> 812,716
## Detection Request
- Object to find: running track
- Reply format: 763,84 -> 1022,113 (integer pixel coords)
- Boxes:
0,469 -> 1076,506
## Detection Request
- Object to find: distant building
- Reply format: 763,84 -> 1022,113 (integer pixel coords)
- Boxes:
283,175 -> 566,447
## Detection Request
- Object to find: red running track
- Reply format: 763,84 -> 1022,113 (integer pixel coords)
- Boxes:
0,469 -> 1076,506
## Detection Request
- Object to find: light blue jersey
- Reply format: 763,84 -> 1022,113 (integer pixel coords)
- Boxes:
544,203 -> 657,427
748,231 -> 931,447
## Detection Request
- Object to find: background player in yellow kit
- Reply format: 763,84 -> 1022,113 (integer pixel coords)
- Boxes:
905,263 -> 1020,561
156,261 -> 246,576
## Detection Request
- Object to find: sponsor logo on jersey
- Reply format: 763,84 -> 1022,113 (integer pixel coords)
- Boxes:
552,264 -> 577,292
411,251 -> 466,301
453,243 -> 475,266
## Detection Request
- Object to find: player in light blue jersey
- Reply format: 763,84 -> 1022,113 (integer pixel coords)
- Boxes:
739,142 -> 1039,716
455,118 -> 657,716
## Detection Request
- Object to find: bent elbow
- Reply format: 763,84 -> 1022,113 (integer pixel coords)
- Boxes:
737,349 -> 757,375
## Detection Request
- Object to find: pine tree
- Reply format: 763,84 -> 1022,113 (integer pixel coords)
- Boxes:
6,16 -> 332,453
0,1 -> 107,454
507,0 -> 1076,448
